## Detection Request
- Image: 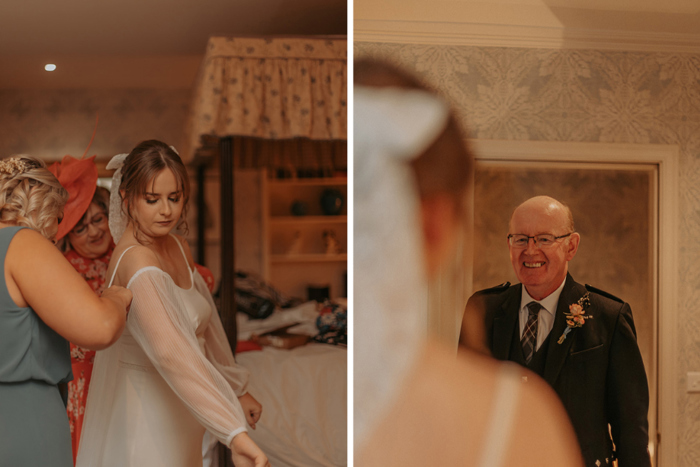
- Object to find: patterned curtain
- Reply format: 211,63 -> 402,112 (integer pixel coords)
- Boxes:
185,36 -> 347,163
195,134 -> 347,177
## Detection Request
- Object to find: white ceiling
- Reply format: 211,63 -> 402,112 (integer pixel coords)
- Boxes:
472,0 -> 700,14
5,0 -> 699,89
355,0 -> 700,52
0,0 -> 346,89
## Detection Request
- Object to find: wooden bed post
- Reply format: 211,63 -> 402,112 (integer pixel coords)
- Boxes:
218,136 -> 237,467
195,160 -> 207,265
218,136 -> 237,352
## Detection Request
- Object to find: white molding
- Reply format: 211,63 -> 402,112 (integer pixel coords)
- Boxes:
471,139 -> 679,467
355,19 -> 700,53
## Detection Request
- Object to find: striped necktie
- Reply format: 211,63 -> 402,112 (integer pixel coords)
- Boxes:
521,301 -> 541,364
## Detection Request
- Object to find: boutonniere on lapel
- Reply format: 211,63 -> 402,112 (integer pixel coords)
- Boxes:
557,292 -> 593,344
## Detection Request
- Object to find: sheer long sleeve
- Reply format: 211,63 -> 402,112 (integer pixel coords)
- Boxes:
194,270 -> 251,397
123,267 -> 248,446
76,265 -> 254,466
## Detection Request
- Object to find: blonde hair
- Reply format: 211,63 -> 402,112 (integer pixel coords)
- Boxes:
0,155 -> 68,240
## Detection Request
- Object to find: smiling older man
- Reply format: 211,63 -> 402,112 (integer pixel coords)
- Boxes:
460,195 -> 650,467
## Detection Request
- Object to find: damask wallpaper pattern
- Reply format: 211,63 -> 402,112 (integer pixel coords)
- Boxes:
0,89 -> 191,162
355,42 -> 700,465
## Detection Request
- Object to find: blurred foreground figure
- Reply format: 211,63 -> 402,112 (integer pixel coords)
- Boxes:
354,60 -> 584,467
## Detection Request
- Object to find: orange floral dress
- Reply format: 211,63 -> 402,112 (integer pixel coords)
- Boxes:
63,244 -> 114,465
194,263 -> 216,294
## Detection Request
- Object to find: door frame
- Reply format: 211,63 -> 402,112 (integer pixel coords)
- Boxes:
470,139 -> 679,466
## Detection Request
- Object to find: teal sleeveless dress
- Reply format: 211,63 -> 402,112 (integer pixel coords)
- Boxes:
0,226 -> 73,467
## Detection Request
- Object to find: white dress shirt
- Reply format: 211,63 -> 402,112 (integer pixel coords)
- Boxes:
519,277 -> 567,350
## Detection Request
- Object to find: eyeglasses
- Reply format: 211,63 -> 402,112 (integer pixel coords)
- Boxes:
507,233 -> 573,249
72,212 -> 107,236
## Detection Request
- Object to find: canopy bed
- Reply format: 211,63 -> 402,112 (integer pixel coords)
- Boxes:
184,35 -> 347,467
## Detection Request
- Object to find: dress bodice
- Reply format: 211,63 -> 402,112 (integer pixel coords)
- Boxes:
0,226 -> 71,384
179,281 -> 213,339
77,234 -> 250,465
116,270 -> 214,370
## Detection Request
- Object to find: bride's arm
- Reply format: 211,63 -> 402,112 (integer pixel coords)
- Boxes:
176,236 -> 263,429
124,264 -> 249,446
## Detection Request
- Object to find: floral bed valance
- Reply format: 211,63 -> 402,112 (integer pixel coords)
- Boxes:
184,36 -> 347,163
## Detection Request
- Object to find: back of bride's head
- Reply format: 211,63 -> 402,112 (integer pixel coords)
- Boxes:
354,59 -> 473,204
355,59 -> 474,278
354,59 -> 475,444
0,155 -> 68,240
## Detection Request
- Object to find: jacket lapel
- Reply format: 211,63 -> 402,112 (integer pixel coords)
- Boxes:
543,274 -> 586,385
491,285 -> 520,360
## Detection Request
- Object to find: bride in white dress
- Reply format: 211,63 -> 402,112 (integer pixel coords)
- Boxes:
76,140 -> 269,467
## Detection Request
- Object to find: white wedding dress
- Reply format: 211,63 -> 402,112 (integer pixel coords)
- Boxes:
76,236 -> 250,467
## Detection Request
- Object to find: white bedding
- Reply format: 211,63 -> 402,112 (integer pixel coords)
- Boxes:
235,305 -> 347,467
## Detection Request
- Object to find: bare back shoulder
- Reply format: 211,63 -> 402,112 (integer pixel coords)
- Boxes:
504,372 -> 584,466
358,342 -> 500,465
107,242 -> 161,288
358,341 -> 583,467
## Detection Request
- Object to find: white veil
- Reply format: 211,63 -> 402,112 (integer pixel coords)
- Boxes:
105,153 -> 128,243
354,85 -> 450,446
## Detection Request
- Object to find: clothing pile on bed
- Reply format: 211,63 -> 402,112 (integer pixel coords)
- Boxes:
313,301 -> 347,346
232,271 -> 347,349
233,271 -> 302,320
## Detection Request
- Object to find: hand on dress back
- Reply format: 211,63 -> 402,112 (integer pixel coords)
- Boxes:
101,285 -> 133,317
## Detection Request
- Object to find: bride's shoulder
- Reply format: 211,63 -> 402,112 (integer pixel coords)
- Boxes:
112,244 -> 161,284
169,233 -> 192,254
168,233 -> 195,266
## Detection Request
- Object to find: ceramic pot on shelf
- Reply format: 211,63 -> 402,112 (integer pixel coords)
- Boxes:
320,188 -> 344,215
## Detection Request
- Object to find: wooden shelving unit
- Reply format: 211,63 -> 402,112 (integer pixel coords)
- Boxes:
263,174 -> 348,300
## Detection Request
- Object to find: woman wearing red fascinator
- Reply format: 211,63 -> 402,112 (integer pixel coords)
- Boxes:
48,154 -> 116,464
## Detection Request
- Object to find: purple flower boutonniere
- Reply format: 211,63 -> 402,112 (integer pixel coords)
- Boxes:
557,292 -> 593,344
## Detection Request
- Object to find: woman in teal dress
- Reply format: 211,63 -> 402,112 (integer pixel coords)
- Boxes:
0,155 -> 131,467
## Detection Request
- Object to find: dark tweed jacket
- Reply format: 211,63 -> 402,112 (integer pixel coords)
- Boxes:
461,273 -> 650,467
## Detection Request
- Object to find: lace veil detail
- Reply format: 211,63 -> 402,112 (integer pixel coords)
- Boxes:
354,85 -> 450,445
106,153 -> 128,243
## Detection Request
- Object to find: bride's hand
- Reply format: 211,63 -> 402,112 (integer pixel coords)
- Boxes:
230,433 -> 270,467
238,393 -> 263,429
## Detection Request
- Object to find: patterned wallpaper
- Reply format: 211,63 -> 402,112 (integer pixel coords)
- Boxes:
0,89 -> 192,162
355,42 -> 700,465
